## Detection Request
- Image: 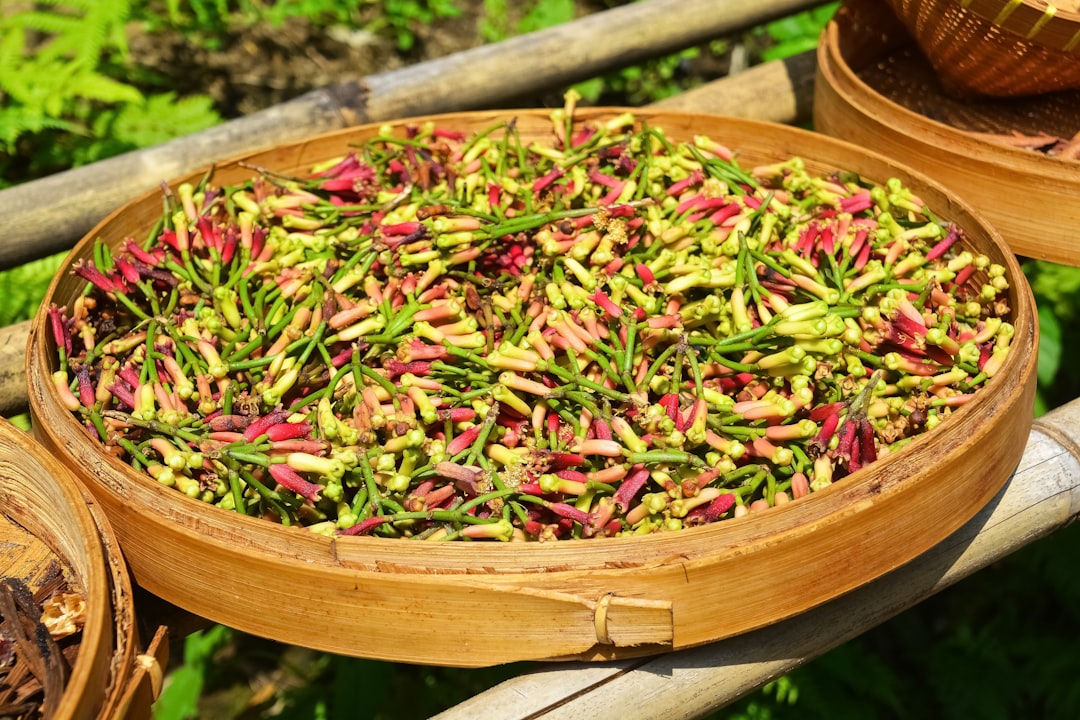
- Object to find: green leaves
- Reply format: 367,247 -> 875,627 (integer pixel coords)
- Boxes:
0,253 -> 66,326
518,0 -> 574,34
0,0 -> 223,182
481,0 -> 575,50
0,108 -> 81,150
110,92 -> 220,141
372,0 -> 463,52
75,71 -> 145,104
1037,302 -> 1061,415
1023,259 -> 1080,415
759,3 -> 839,62
152,625 -> 233,720
0,0 -> 137,153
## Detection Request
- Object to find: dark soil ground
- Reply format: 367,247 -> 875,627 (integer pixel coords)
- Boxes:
126,11 -> 484,118
125,1 -> 741,119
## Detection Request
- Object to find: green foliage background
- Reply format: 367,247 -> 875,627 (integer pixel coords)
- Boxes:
2,1 -> 1078,718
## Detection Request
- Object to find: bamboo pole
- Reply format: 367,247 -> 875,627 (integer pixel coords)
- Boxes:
0,53 -> 819,418
0,0 -> 825,271
432,402 -> 1080,719
0,320 -> 29,418
652,50 -> 816,125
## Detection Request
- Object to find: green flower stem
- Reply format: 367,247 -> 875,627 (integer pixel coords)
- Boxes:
545,361 -> 629,404
625,450 -> 707,469
102,410 -> 203,444
239,469 -> 292,525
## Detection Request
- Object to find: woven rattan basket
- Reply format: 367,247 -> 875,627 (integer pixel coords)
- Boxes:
885,0 -> 1080,96
25,109 -> 1038,667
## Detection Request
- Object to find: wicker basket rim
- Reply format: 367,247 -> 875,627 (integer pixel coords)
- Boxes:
954,0 -> 1080,51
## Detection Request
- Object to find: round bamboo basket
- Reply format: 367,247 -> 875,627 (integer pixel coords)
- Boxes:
26,109 -> 1038,668
816,0 -> 1080,267
884,0 -> 1080,96
0,418 -> 146,718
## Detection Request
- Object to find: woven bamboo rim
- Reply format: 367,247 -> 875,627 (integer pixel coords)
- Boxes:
25,110 -> 1038,666
962,0 -> 1080,49
885,0 -> 1080,95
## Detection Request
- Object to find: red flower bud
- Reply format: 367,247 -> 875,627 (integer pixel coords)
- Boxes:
268,463 -> 323,504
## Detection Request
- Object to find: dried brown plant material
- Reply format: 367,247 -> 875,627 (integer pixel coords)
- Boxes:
1051,130 -> 1080,160
966,128 -> 1080,161
40,593 -> 86,641
0,577 -> 76,718
965,129 -> 1063,150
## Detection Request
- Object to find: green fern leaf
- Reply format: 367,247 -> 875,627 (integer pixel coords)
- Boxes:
11,11 -> 83,36
12,12 -> 84,64
104,92 -> 221,148
33,0 -> 99,10
75,71 -> 143,104
2,58 -> 74,109
0,25 -> 26,95
42,67 -> 78,116
74,0 -> 130,67
0,252 -> 66,326
15,0 -> 130,67
0,108 -> 80,148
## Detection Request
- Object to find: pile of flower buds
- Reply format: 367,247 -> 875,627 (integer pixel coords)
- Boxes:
49,97 -> 1014,541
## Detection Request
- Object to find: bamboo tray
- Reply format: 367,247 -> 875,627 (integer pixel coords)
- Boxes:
26,109 -> 1038,667
814,0 -> 1080,267
0,418 -> 158,719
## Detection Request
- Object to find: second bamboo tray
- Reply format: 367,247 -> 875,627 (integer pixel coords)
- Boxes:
25,109 -> 1038,668
815,0 -> 1080,267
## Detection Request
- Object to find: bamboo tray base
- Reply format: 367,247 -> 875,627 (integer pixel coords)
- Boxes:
27,109 -> 1038,667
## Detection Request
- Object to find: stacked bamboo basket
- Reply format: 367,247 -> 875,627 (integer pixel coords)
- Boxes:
0,418 -> 164,719
815,0 -> 1080,266
883,0 -> 1080,96
25,108 -> 1038,667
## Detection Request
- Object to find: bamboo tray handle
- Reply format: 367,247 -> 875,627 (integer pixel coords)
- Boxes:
588,593 -> 673,650
432,395 -> 1080,718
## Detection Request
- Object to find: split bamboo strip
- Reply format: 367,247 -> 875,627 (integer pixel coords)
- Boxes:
433,399 -> 1080,719
0,0 -> 826,271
